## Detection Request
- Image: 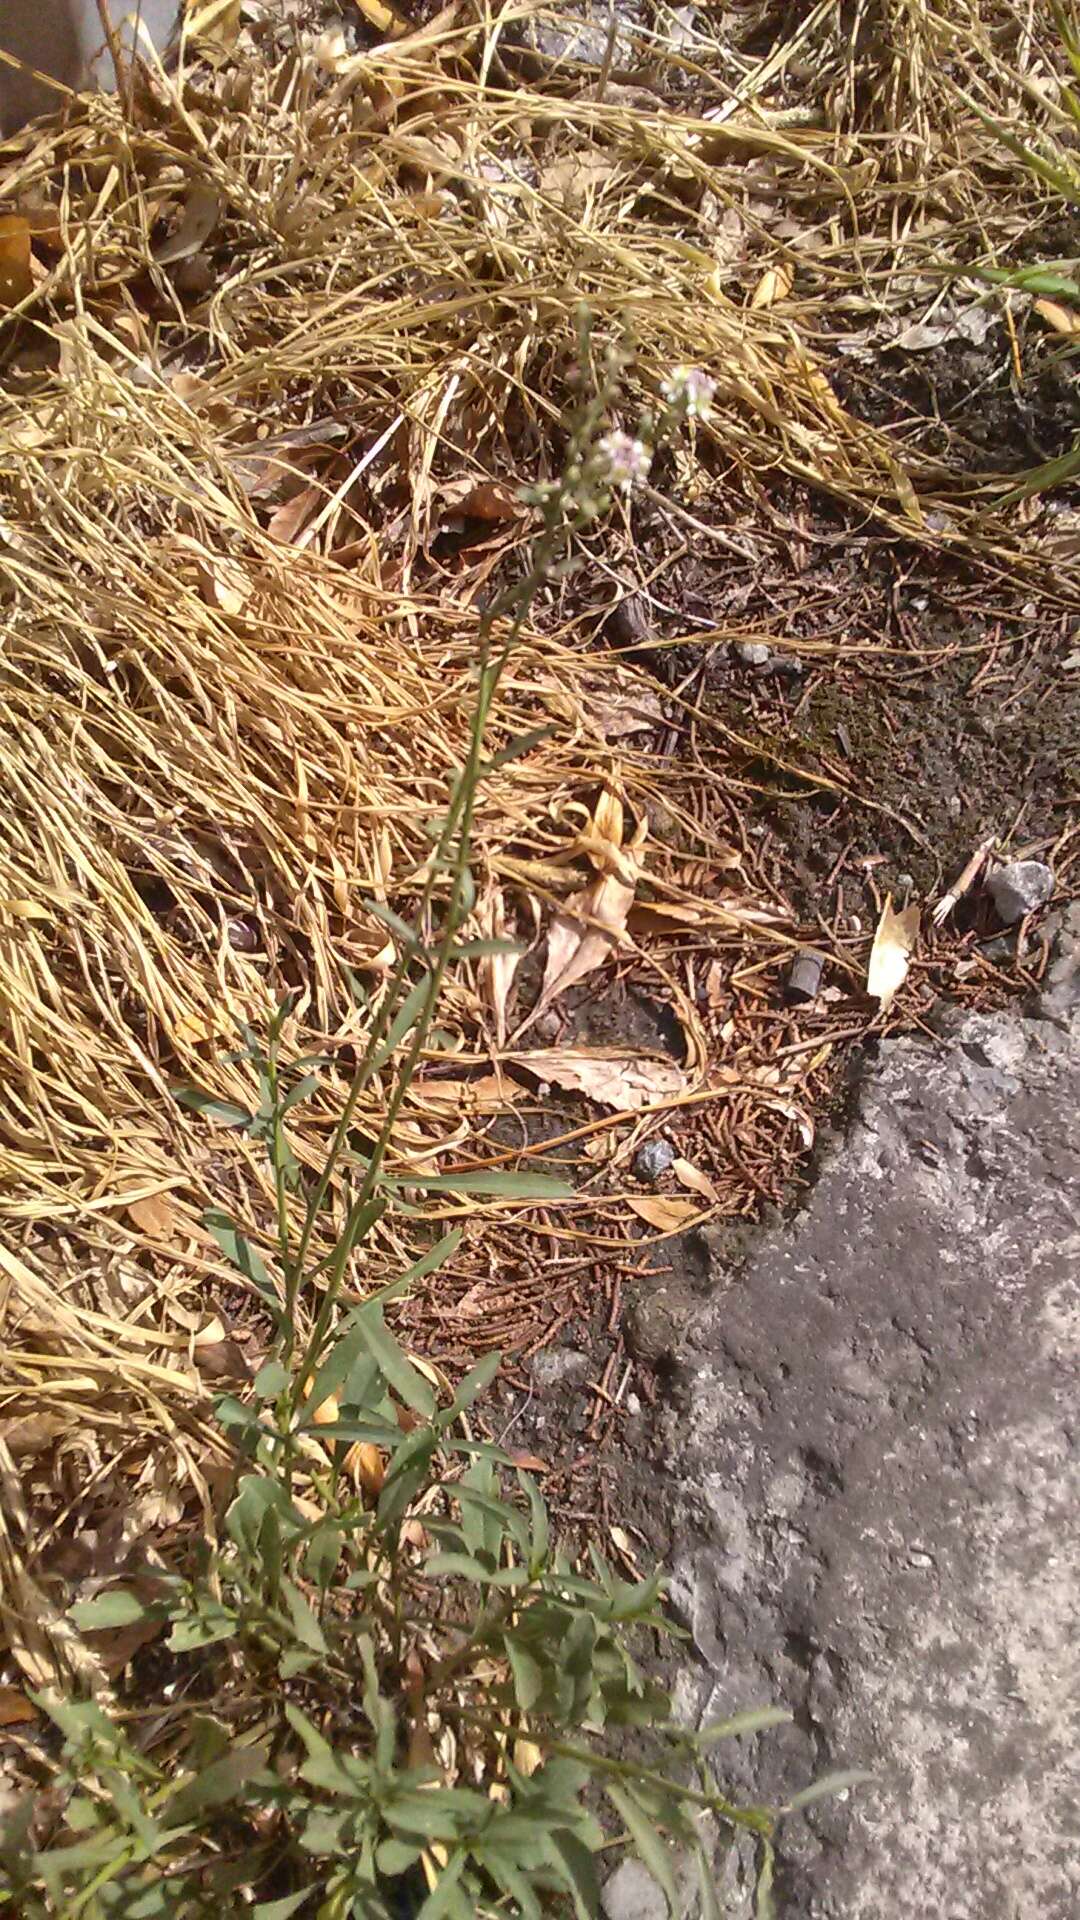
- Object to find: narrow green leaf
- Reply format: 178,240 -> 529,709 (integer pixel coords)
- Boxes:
505,1635 -> 544,1710
204,1209 -> 276,1296
444,1349 -> 501,1421
977,264 -> 1080,298
68,1589 -> 151,1630
361,974 -> 433,1085
359,1307 -> 435,1416
253,1892 -> 315,1920
254,1360 -> 290,1399
783,1768 -> 873,1813
543,1827 -> 602,1919
484,723 -> 556,771
280,1577 -> 328,1654
389,1169 -> 572,1199
173,1087 -> 253,1128
359,900 -> 428,953
481,1844 -> 543,1917
424,1551 -> 497,1583
415,1851 -> 470,1919
697,1707 -> 793,1745
755,1834 -> 775,1920
281,1072 -> 321,1113
296,1323 -> 369,1426
520,1467 -> 549,1569
166,1746 -> 266,1825
697,1842 -> 723,1920
606,1784 -> 678,1915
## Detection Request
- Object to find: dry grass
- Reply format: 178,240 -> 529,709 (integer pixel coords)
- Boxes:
0,0 -> 1077,1689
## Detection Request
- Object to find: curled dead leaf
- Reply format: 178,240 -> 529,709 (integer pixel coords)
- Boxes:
1,898 -> 53,921
513,1736 -> 543,1778
345,1442 -> 386,1494
125,1191 -> 177,1238
512,1049 -> 687,1113
867,895 -> 920,1012
750,261 -> 794,310
413,1074 -> 522,1114
671,1158 -> 720,1204
0,1685 -> 39,1728
153,186 -> 223,267
1034,297 -> 1080,336
626,1195 -> 701,1232
0,216 -> 33,309
196,554 -> 253,617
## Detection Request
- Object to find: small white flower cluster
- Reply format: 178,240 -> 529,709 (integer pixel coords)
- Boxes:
661,366 -> 716,419
595,431 -> 652,492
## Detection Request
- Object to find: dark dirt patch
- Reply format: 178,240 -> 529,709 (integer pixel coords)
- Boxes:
832,327 -> 1080,475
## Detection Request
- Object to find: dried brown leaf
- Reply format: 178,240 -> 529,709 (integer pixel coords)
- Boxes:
512,1049 -> 687,1112
196,554 -> 253,617
0,216 -> 33,309
351,0 -> 411,39
750,262 -> 794,310
0,1685 -> 38,1728
513,1736 -> 543,1777
671,1157 -> 720,1204
866,896 -> 920,1012
1034,298 -> 1080,335
266,484 -> 323,545
476,886 -> 521,1048
153,187 -> 223,267
626,1195 -> 701,1232
535,873 -> 635,1016
125,1192 -> 177,1238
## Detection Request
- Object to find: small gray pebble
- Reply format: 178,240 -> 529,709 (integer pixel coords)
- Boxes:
735,640 -> 771,668
634,1138 -> 676,1183
529,1347 -> 591,1392
768,650 -> 806,678
987,859 -> 1054,926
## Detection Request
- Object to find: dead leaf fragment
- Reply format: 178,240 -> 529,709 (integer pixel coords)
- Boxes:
513,1736 -> 543,1777
535,871 -> 634,1016
185,0 -> 241,48
626,1195 -> 701,1232
512,1049 -> 687,1113
0,1685 -> 39,1728
0,216 -> 33,309
672,1158 -> 720,1204
750,261 -> 794,310
477,886 -> 521,1048
196,554 -> 253,617
351,0 -> 411,38
125,1192 -> 177,1238
345,1442 -> 386,1495
866,895 -> 919,1012
153,186 -> 223,267
1033,297 -> 1080,336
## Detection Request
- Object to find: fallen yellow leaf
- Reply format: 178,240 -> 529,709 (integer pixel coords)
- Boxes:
0,898 -> 52,921
0,215 -> 33,309
626,1195 -> 701,1232
750,261 -> 794,310
672,1157 -> 720,1204
866,895 -> 920,1012
125,1192 -> 177,1238
513,1736 -> 543,1777
512,1049 -> 687,1113
195,554 -> 253,617
1034,297 -> 1080,335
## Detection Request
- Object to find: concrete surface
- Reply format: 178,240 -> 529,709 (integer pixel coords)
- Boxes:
617,906 -> 1079,1918
0,1 -> 179,133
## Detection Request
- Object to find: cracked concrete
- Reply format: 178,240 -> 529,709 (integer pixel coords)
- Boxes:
614,907 -> 1080,1918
